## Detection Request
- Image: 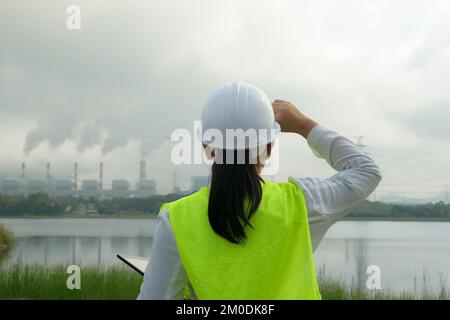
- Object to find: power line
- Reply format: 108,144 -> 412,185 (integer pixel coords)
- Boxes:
370,148 -> 450,158
376,190 -> 442,194
382,175 -> 450,186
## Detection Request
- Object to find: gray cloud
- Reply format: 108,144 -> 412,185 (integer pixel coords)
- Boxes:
1,0 -> 221,159
77,123 -> 102,152
1,0 -> 450,195
408,2 -> 450,70
23,128 -> 48,155
397,103 -> 450,140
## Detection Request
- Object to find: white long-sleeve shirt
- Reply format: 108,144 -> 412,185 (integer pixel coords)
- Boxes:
137,124 -> 382,300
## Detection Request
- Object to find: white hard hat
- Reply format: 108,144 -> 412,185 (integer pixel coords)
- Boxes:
198,81 -> 280,150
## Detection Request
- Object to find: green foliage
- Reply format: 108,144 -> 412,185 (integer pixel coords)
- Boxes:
347,200 -> 450,220
86,194 -> 183,216
0,193 -> 81,217
317,274 -> 448,300
0,223 -> 15,252
0,264 -> 447,300
0,264 -> 142,300
0,193 -> 183,217
0,193 -> 449,219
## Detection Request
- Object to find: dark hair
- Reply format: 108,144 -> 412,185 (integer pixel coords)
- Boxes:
208,149 -> 263,244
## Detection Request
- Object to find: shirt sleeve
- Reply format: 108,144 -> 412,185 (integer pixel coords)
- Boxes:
290,124 -> 382,250
137,208 -> 188,300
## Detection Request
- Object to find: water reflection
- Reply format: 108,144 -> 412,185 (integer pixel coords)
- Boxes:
1,219 -> 450,293
6,236 -> 153,267
314,237 -> 450,293
354,238 -> 368,289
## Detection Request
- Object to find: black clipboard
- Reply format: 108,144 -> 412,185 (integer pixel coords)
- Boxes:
117,254 -> 149,276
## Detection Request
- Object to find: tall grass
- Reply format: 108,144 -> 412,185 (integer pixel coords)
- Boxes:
0,264 -> 142,300
0,264 -> 448,300
0,224 -> 15,251
317,269 -> 449,300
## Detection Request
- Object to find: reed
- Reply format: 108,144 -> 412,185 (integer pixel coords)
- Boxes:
0,224 -> 15,253
0,263 -> 447,300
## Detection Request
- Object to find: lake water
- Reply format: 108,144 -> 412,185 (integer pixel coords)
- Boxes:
1,218 -> 449,293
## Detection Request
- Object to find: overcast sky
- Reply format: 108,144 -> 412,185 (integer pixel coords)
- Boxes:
1,0 -> 449,199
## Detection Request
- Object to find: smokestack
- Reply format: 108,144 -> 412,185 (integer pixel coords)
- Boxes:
21,162 -> 25,180
46,162 -> 51,191
73,162 -> 78,190
99,162 -> 103,190
139,160 -> 146,181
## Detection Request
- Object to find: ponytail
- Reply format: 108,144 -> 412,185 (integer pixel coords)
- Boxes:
208,149 -> 263,244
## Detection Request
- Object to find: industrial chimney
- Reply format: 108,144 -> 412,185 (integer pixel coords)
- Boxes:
99,162 -> 103,190
21,162 -> 26,180
73,162 -> 78,190
46,162 -> 51,192
22,162 -> 27,195
139,160 -> 146,182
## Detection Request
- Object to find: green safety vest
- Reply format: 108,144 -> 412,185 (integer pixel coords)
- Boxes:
161,179 -> 321,300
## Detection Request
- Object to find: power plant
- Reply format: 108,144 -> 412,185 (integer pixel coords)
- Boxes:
137,160 -> 157,197
0,161 -> 158,199
190,176 -> 209,192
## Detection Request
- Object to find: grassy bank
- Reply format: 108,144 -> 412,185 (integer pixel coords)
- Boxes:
0,264 -> 142,300
0,264 -> 448,300
317,274 -> 449,300
0,224 -> 15,252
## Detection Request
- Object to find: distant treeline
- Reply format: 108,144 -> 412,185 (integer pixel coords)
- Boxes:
346,200 -> 450,220
0,193 -> 449,220
0,193 -> 182,217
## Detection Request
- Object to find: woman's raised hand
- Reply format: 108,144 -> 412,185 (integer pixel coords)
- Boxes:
272,100 -> 318,138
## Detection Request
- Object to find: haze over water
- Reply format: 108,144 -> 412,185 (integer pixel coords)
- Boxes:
1,218 -> 449,293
